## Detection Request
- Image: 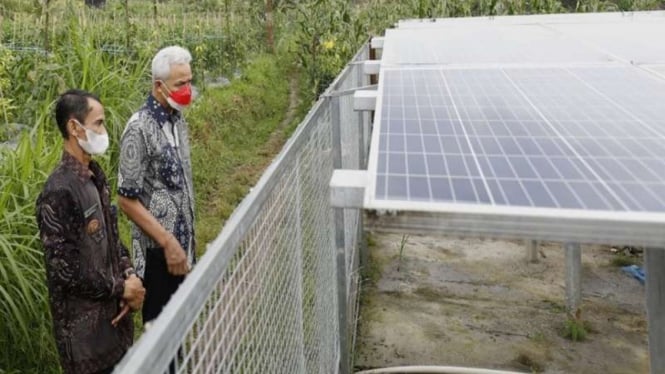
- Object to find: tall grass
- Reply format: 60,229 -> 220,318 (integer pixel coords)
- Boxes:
0,126 -> 60,372
0,10 -> 151,372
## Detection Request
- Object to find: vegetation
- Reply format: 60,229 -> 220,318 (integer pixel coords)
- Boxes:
2,0 -> 664,372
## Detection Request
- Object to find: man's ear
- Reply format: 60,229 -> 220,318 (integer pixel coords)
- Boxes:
68,119 -> 79,137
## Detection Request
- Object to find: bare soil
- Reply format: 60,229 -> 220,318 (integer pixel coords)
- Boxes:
354,233 -> 648,374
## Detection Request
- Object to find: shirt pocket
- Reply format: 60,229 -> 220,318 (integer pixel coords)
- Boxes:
157,144 -> 184,191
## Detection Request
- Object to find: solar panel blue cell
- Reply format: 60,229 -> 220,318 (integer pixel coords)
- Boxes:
409,176 -> 431,200
386,153 -> 406,174
387,176 -> 408,199
499,180 -> 531,206
545,181 -> 583,209
430,177 -> 453,201
446,155 -> 468,177
497,138 -> 521,155
427,154 -> 447,176
423,136 -> 442,153
568,182 -> 611,210
421,120 -> 438,135
407,154 -> 427,175
550,158 -> 585,180
379,134 -> 388,152
472,179 -> 492,203
378,152 -> 388,174
388,135 -> 405,152
510,157 -> 538,179
452,179 -> 478,202
522,181 -> 557,207
488,156 -> 515,178
406,135 -> 423,152
515,138 -> 542,156
479,180 -> 500,205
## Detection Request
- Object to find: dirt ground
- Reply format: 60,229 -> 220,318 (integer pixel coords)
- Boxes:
354,232 -> 649,374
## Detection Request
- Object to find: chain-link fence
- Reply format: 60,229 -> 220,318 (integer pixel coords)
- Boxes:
113,43 -> 371,374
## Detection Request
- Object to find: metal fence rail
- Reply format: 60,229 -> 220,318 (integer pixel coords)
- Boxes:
114,43 -> 371,374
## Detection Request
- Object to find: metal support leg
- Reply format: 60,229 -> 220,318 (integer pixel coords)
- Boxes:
335,207 -> 349,374
527,240 -> 539,263
646,248 -> 665,373
564,242 -> 581,313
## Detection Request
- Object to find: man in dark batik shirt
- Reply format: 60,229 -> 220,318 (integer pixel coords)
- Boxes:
36,89 -> 145,374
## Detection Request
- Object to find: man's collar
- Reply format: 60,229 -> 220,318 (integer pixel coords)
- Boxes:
61,151 -> 92,182
144,93 -> 180,126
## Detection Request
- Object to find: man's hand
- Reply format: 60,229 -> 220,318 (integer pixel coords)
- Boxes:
164,235 -> 189,276
112,275 -> 145,326
123,274 -> 145,308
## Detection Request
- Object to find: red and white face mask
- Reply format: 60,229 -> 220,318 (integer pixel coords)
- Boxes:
160,81 -> 192,111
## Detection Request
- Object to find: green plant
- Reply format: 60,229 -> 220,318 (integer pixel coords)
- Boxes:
396,234 -> 409,272
562,310 -> 589,342
610,254 -> 639,267
0,46 -> 16,128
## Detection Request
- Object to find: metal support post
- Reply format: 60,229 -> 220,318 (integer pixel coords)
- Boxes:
330,95 -> 350,374
645,248 -> 665,373
335,207 -> 349,374
564,242 -> 581,313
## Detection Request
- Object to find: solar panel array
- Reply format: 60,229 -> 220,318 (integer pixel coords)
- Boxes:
366,12 -> 665,226
375,67 -> 665,213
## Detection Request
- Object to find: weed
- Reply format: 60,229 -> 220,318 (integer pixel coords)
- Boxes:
610,254 -> 639,267
396,234 -> 409,272
561,310 -> 590,342
514,352 -> 545,373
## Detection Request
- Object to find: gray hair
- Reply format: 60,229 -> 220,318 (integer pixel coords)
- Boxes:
151,46 -> 192,82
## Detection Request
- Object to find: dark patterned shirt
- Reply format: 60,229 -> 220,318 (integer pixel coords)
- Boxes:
36,151 -> 134,374
117,94 -> 196,278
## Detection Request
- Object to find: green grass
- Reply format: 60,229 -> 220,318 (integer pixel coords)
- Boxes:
188,54 -> 292,253
610,254 -> 640,267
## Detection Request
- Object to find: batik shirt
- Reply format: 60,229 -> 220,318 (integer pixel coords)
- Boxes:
36,151 -> 134,374
118,94 -> 196,278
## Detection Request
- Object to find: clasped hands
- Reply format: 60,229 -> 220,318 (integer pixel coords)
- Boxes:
111,274 -> 145,326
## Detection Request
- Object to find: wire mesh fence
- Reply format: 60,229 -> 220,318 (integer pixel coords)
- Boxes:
113,43 -> 371,374
1,3 -> 257,76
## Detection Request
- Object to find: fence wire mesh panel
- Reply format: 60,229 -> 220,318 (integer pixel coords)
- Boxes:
329,44 -> 371,371
114,44 -> 370,374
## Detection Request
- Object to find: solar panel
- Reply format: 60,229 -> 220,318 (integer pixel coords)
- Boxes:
383,16 -> 665,66
646,65 -> 665,79
380,26 -> 610,65
362,12 -> 665,244
371,67 -> 665,214
547,23 -> 665,64
396,11 -> 665,28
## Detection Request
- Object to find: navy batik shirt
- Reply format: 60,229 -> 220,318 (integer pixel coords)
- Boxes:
118,94 -> 196,278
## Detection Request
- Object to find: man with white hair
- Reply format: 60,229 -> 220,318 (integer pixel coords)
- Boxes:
118,46 -> 196,324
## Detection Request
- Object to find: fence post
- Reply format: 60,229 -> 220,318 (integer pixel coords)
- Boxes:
645,248 -> 665,373
564,242 -> 581,313
331,94 -> 350,374
124,0 -> 130,50
42,0 -> 50,53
